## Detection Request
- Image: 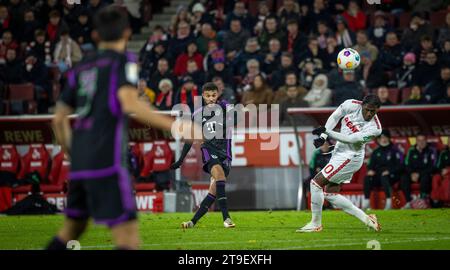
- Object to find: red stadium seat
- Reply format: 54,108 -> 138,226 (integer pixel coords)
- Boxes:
41,150 -> 68,193
7,83 -> 37,114
0,144 -> 21,175
135,182 -> 156,192
430,10 -> 448,27
400,87 -> 412,103
147,140 -> 173,172
388,88 -> 400,104
181,143 -> 203,181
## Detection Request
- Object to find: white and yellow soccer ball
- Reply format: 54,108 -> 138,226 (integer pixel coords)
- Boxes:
337,48 -> 360,70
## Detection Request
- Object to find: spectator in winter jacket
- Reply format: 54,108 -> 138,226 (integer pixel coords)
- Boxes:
331,70 -> 363,106
335,15 -> 355,48
174,41 -> 203,77
26,29 -> 52,65
53,28 -> 82,72
233,37 -> 264,76
212,76 -> 236,105
401,134 -> 437,208
149,58 -> 177,92
363,130 -> 403,210
167,20 -> 195,63
415,51 -> 440,87
258,16 -> 285,52
304,74 -> 332,107
154,78 -> 174,111
0,31 -> 18,65
195,22 -> 216,56
186,60 -> 204,87
367,11 -> 393,49
46,10 -> 68,44
174,75 -> 200,112
270,52 -> 298,91
389,52 -> 418,89
341,0 -> 367,32
279,85 -> 314,126
222,18 -> 250,61
423,65 -> 450,104
401,12 -> 434,51
379,31 -> 405,71
273,71 -> 307,104
205,49 -> 233,86
353,30 -> 379,63
241,74 -> 273,108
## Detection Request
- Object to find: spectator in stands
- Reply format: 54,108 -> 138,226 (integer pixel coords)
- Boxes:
363,129 -> 403,210
8,0 -> 29,38
71,9 -> 94,52
283,19 -> 307,58
174,41 -> 203,77
437,13 -> 450,48
357,51 -> 387,89
167,20 -> 195,64
335,15 -> 355,48
304,0 -> 333,32
440,39 -> 450,67
53,28 -> 82,73
299,58 -> 320,90
224,1 -> 254,31
424,65 -> 450,103
139,40 -> 168,83
431,138 -> 450,206
0,30 -> 18,65
304,74 -> 332,107
139,25 -> 168,59
415,51 -> 440,87
273,71 -> 307,104
0,48 -> 22,84
202,40 -> 219,72
404,85 -> 427,105
270,52 -> 297,91
389,52 -> 417,89
212,76 -> 236,104
401,133 -> 437,209
46,10 -> 68,44
401,12 -> 434,51
137,79 -> 155,106
190,2 -> 214,33
258,16 -> 285,52
379,31 -> 404,71
222,18 -> 250,62
22,54 -> 50,113
26,29 -> 52,66
415,35 -> 438,65
262,38 -> 282,75
297,37 -> 325,70
186,60 -> 204,87
368,11 -> 392,49
437,84 -> 450,104
170,5 -> 190,36
308,139 -> 332,183
322,36 -> 341,70
87,0 -> 107,18
353,30 -> 379,63
315,20 -> 333,50
238,59 -> 265,94
0,5 -> 10,36
377,86 -> 394,106
233,37 -> 264,76
331,70 -> 363,106
205,48 -> 233,87
253,1 -> 271,35
341,0 -> 367,32
196,22 -> 216,56
279,85 -> 313,126
174,75 -> 200,112
277,0 -> 300,28
20,9 -> 41,45
149,58 -> 177,91
39,0 -> 63,26
409,0 -> 445,13
241,74 -> 273,107
62,0 -> 81,31
154,78 -> 174,111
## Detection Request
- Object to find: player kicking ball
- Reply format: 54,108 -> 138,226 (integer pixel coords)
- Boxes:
298,95 -> 382,233
170,82 -> 235,229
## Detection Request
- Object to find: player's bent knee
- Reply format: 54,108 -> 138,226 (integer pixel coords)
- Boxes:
312,172 -> 328,188
211,165 -> 226,180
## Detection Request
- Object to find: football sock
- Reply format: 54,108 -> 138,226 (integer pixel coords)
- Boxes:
46,236 -> 67,250
191,193 -> 216,225
216,180 -> 230,220
310,180 -> 324,225
325,193 -> 369,225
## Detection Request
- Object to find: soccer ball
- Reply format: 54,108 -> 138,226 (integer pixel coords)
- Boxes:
337,48 -> 360,70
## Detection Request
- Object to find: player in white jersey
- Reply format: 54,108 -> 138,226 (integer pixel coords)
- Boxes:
297,95 -> 382,233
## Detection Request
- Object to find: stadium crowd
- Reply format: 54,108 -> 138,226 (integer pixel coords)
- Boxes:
1,0 -> 450,116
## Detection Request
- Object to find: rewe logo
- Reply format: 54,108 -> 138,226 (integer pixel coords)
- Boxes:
344,117 -> 359,133
367,0 -> 381,4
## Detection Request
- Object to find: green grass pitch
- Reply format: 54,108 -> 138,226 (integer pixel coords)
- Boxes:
1,209 -> 450,250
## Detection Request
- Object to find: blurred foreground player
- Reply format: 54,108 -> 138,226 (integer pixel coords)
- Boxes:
170,82 -> 235,229
298,95 -> 382,232
47,6 -> 198,250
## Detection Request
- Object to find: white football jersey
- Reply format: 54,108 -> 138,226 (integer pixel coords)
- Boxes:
329,99 -> 382,156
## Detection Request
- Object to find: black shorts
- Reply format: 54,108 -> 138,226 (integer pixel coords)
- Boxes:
201,147 -> 231,177
368,173 -> 399,187
64,173 -> 137,228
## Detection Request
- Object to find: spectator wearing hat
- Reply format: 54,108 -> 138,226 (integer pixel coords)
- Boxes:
233,37 -> 264,76
415,51 -> 440,87
205,49 -> 233,86
376,86 -> 394,106
341,0 -> 366,32
195,22 -> 217,56
379,31 -> 405,71
331,70 -> 363,106
335,15 -> 355,48
356,50 -> 387,89
389,52 -> 418,89
404,85 -> 427,105
424,65 -> 450,103
222,18 -> 250,62
155,79 -> 174,111
273,71 -> 307,104
175,75 -> 200,112
363,129 -> 403,210
401,12 -> 434,51
167,20 -> 195,64
270,52 -> 298,90
258,16 -> 285,53
304,74 -> 332,107
149,58 -> 177,92
367,11 -> 393,49
174,41 -> 203,77
353,30 -> 379,63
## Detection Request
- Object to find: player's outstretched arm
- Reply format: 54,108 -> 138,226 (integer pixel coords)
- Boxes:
324,103 -> 346,131
170,143 -> 193,169
325,129 -> 377,144
52,101 -> 74,157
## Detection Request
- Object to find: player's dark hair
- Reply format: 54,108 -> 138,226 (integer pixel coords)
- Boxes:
362,94 -> 381,108
202,82 -> 218,92
93,6 -> 129,42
